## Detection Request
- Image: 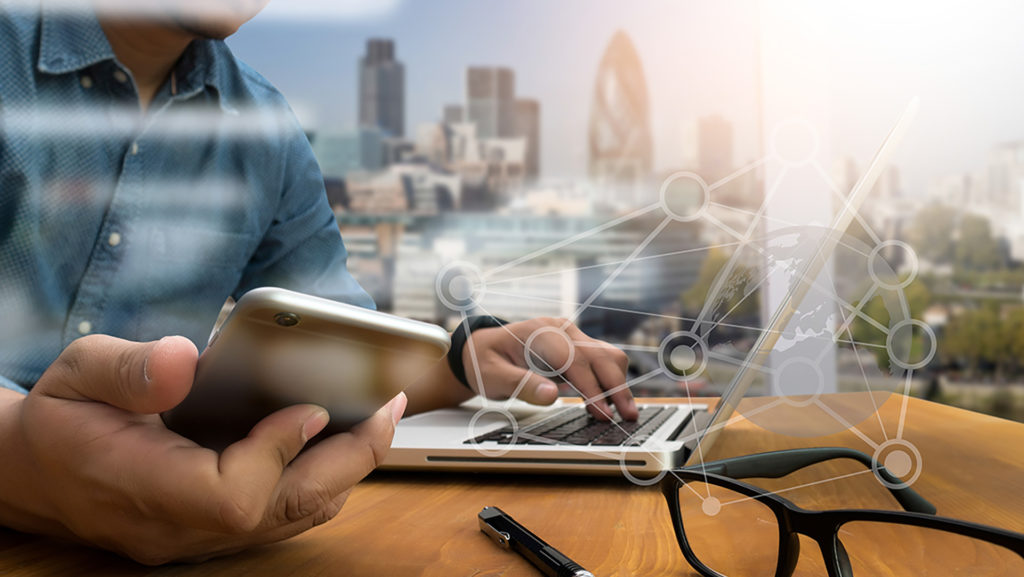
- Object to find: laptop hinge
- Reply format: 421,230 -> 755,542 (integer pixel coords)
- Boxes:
672,410 -> 712,468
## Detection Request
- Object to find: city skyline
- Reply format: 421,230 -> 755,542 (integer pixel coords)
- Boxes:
228,0 -> 1024,197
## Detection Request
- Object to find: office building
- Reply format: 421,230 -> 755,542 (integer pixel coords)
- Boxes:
515,98 -> 541,182
588,30 -> 654,207
697,114 -> 733,184
311,127 -> 384,179
359,38 -> 405,137
391,213 -> 704,335
443,104 -> 465,124
466,67 -> 516,139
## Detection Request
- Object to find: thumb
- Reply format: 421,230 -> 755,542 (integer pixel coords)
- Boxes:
36,334 -> 198,414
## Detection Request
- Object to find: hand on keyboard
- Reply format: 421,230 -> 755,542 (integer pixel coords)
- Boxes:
460,317 -> 638,421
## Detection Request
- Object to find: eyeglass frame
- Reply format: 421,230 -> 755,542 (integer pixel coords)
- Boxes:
659,447 -> 1024,577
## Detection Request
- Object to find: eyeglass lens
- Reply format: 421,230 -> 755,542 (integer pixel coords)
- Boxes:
679,481 -> 779,577
678,481 -> 1023,577
838,521 -> 1023,576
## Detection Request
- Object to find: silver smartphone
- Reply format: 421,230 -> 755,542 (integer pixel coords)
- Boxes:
162,287 -> 451,450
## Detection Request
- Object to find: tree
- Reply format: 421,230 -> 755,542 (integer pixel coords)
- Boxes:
682,248 -> 759,319
850,276 -> 933,373
941,307 -> 1004,377
954,214 -> 1002,273
906,204 -> 956,265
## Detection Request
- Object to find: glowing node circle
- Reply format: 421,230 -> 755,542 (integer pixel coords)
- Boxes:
770,118 -> 820,166
659,172 -> 710,222
868,240 -> 919,290
524,326 -> 575,378
618,453 -> 669,487
776,358 -> 826,408
448,276 -> 473,301
872,439 -> 923,489
466,407 -> 519,458
701,496 -> 722,517
884,450 -> 913,478
436,261 -> 485,312
658,330 -> 708,382
886,319 -> 937,370
669,346 -> 697,372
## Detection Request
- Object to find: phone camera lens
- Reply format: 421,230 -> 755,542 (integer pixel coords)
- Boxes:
274,312 -> 301,327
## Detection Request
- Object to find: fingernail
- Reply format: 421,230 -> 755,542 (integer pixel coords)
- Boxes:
302,408 -> 330,443
144,336 -> 173,384
537,382 -> 558,398
390,392 -> 408,425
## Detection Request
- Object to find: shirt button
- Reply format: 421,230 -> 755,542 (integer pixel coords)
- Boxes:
107,232 -> 122,247
80,75 -> 93,89
77,321 -> 92,335
113,69 -> 128,84
130,142 -> 139,155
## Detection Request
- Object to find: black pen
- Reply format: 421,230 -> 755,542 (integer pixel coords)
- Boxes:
478,506 -> 595,577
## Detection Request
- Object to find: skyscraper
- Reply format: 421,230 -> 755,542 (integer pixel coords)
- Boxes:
359,39 -> 405,138
697,114 -> 733,183
443,104 -> 465,124
588,30 -> 653,204
466,67 -> 515,139
514,98 -> 541,182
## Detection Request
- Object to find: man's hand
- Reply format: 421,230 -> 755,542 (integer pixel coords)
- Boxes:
0,334 -> 405,565
462,318 -> 638,421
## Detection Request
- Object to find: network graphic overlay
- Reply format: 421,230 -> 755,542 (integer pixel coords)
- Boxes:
436,104 -> 930,513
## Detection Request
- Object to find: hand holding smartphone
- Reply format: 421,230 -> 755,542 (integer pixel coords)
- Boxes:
162,287 -> 450,450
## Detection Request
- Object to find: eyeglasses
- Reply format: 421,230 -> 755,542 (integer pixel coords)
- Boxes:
660,447 -> 1024,577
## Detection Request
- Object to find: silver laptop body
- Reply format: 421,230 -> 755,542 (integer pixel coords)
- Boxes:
382,101 -> 916,476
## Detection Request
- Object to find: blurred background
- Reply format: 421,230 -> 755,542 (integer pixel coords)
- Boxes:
228,0 -> 1024,421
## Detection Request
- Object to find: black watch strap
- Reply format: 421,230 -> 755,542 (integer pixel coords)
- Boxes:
448,315 -> 508,389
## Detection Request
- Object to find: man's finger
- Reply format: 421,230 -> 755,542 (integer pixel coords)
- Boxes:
564,325 -> 638,421
590,355 -> 638,420
35,334 -> 197,414
561,358 -> 614,420
207,403 -> 330,532
270,393 -> 406,524
482,360 -> 559,406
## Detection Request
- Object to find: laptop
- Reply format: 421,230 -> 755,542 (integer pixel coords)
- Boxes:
381,100 -> 917,477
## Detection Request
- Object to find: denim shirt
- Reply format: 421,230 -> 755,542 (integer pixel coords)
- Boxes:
0,4 -> 373,393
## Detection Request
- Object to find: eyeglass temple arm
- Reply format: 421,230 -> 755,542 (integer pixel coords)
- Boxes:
690,447 -> 937,515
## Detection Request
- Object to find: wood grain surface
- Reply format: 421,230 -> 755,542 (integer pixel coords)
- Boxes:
1,394 -> 1022,576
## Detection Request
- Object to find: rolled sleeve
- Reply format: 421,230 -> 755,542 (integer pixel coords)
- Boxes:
0,375 -> 28,395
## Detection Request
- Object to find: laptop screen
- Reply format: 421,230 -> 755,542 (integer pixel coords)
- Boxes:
683,99 -> 919,465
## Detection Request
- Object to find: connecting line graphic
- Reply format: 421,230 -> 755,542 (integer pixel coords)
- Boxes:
718,468 -> 876,508
562,216 -> 673,329
437,108 -> 929,510
824,263 -> 891,442
463,302 -> 695,477
482,203 -> 662,280
490,291 -> 884,351
707,157 -> 769,193
485,241 -> 744,287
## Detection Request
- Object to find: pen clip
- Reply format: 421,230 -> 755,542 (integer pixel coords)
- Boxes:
479,514 -> 512,550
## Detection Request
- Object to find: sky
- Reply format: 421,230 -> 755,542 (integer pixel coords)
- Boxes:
227,0 -> 1024,197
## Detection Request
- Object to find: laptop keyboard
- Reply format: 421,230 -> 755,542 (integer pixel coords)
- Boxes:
465,405 -> 675,447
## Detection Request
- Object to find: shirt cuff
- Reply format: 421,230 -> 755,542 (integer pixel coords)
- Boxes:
0,375 -> 28,395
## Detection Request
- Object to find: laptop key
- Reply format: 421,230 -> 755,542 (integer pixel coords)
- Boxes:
464,405 -> 674,446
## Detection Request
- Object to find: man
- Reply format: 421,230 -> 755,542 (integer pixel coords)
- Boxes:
0,0 -> 637,565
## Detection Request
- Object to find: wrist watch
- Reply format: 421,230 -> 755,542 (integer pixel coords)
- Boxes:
448,315 -> 508,389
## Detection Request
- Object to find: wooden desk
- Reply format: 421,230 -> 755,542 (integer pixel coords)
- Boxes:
2,395 -> 1022,576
